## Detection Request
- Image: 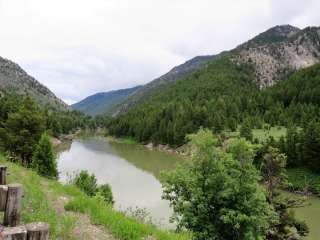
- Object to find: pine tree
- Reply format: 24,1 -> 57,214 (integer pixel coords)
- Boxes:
303,122 -> 320,172
32,133 -> 58,178
240,120 -> 253,141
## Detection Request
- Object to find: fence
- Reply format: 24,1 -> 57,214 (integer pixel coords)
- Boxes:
0,166 -> 49,240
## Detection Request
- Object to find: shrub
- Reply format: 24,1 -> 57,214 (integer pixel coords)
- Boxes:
73,170 -> 98,196
96,184 -> 114,205
32,133 -> 58,178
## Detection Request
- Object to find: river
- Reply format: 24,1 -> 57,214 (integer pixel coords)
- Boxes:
56,137 -> 320,238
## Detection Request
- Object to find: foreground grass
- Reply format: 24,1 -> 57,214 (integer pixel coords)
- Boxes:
0,153 -> 190,240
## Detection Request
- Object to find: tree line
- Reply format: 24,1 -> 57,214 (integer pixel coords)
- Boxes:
0,94 -> 95,176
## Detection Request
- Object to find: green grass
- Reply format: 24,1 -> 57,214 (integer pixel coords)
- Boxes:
252,126 -> 287,142
287,168 -> 320,195
0,152 -> 190,240
65,197 -> 189,240
226,126 -> 287,142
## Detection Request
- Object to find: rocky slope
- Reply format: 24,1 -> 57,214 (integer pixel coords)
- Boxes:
234,25 -> 320,87
0,56 -> 67,110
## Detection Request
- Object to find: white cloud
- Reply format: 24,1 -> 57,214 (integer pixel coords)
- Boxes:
0,0 -> 319,103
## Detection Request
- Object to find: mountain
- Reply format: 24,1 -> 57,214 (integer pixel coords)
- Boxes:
72,86 -> 142,116
113,54 -> 222,114
107,25 -> 320,146
0,56 -> 67,110
113,25 -> 320,115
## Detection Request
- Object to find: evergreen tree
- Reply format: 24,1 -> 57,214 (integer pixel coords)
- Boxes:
3,97 -> 45,164
303,121 -> 320,172
32,132 -> 58,178
240,120 -> 253,141
261,147 -> 308,239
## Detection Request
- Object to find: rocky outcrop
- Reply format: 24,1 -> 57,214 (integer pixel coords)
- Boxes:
234,26 -> 320,88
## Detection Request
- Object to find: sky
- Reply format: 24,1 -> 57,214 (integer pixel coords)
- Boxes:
0,0 -> 319,104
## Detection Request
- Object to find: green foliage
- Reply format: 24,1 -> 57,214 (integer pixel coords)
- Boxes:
0,96 -> 45,164
260,147 -> 287,204
287,168 -> 320,194
260,147 -> 309,239
302,121 -> 320,173
271,122 -> 320,173
72,170 -> 114,205
73,170 -> 98,197
240,120 -> 253,141
32,132 -> 58,178
161,129 -> 276,240
96,184 -> 114,205
0,94 -> 96,164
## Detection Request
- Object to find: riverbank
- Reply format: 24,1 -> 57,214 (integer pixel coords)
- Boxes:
0,152 -> 190,240
86,134 -> 320,198
106,136 -> 190,156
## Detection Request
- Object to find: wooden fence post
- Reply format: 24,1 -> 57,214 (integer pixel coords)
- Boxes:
25,222 -> 49,240
3,184 -> 23,227
0,166 -> 7,185
0,225 -> 27,240
0,185 -> 8,211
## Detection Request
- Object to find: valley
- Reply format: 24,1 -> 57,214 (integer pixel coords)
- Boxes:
0,23 -> 320,240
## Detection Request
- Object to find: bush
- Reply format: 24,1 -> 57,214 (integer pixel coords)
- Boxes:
73,171 -> 114,204
97,184 -> 114,205
73,170 -> 98,196
32,133 -> 58,178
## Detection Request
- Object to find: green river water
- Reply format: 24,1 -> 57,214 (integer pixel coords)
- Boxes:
57,137 -> 319,238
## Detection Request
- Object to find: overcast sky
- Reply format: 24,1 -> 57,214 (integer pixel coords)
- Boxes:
0,0 -> 319,104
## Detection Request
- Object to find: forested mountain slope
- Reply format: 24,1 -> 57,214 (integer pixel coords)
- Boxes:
0,56 -> 67,110
107,58 -> 320,146
72,86 -> 141,116
113,54 -> 222,114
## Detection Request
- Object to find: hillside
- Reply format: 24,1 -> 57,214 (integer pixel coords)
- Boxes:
109,25 -> 319,115
0,56 -> 67,110
107,53 -> 320,146
72,86 -> 141,116
112,54 -> 222,115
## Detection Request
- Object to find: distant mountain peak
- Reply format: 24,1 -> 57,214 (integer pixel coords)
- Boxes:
72,85 -> 142,116
240,24 -> 300,49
